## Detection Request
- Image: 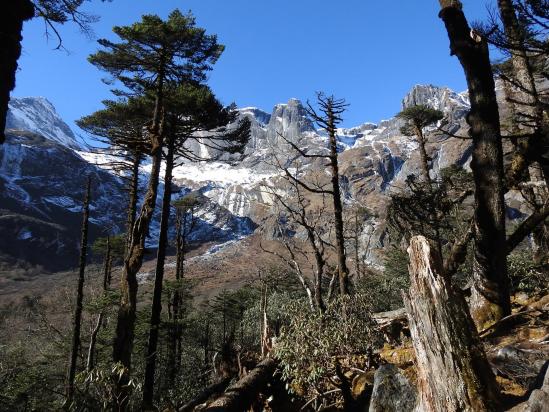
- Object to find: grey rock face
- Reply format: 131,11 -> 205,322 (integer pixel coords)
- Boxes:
402,84 -> 470,124
509,365 -> 549,412
0,131 -> 126,271
368,364 -> 417,412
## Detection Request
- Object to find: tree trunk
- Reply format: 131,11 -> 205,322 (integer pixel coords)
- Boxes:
328,119 -> 350,295
125,151 -> 141,251
497,0 -> 544,135
87,236 -> 113,372
403,236 -> 500,412
414,126 -> 432,185
439,2 -> 510,329
414,125 -> 444,257
167,209 -> 184,386
86,312 -> 104,373
0,0 -> 34,144
142,135 -> 175,410
203,358 -> 278,412
102,236 -> 112,291
497,0 -> 549,261
66,177 -> 91,406
112,129 -> 164,386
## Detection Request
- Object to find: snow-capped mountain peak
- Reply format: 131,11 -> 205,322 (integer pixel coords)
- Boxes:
5,97 -> 81,149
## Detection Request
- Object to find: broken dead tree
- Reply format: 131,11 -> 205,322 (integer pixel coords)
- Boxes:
202,358 -> 277,412
403,236 -> 500,412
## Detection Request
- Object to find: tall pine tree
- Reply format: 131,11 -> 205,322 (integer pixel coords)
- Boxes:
87,10 -> 224,399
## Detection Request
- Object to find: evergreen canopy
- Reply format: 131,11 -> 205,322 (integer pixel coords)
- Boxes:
397,104 -> 444,136
88,9 -> 224,95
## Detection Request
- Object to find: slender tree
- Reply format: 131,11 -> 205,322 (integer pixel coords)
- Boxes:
77,98 -> 152,249
65,176 -> 91,407
166,194 -> 200,386
278,93 -> 352,295
489,0 -> 549,261
262,170 -> 331,313
396,105 -> 444,185
88,10 -> 224,399
438,0 -> 510,328
86,236 -> 112,373
142,83 -> 250,409
396,105 -> 445,256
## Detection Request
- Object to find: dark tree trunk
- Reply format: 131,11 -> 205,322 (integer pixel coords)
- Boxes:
66,177 -> 91,406
204,320 -> 210,366
328,118 -> 350,295
142,135 -> 176,410
102,236 -> 112,290
0,0 -> 34,144
125,151 -> 141,251
112,131 -> 163,387
112,65 -> 165,390
415,125 -> 444,258
439,2 -> 510,329
313,248 -> 326,313
403,236 -> 500,412
167,208 -> 187,385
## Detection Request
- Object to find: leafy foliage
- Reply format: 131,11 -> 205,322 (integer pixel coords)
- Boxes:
275,294 -> 382,398
507,250 -> 548,296
354,248 -> 410,312
396,104 -> 444,136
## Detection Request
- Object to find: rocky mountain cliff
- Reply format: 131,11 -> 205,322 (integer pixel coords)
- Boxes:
6,97 -> 81,150
2,84 -> 522,272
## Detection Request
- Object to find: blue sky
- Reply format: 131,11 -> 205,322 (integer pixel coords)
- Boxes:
14,0 -> 495,133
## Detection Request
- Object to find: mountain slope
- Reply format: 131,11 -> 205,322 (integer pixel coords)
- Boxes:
6,97 -> 81,149
2,84 -> 527,274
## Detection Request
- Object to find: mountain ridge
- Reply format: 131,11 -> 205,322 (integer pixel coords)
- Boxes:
0,84 -> 482,272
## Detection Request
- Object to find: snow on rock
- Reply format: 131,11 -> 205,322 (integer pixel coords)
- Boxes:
173,162 -> 274,187
6,97 -> 81,149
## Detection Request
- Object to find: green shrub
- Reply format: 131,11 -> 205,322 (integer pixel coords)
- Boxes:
275,294 -> 382,398
507,250 -> 548,296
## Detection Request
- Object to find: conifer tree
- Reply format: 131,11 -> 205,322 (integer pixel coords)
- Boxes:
77,97 -> 152,248
87,9 -> 224,398
396,105 -> 444,185
167,194 -> 200,386
65,176 -> 91,407
142,83 -> 249,409
396,105 -> 445,256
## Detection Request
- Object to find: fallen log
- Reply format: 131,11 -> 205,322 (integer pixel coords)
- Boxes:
403,236 -> 501,412
179,377 -> 232,412
203,358 -> 278,412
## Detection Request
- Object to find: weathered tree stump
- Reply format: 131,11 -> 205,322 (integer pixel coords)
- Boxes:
403,236 -> 500,412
